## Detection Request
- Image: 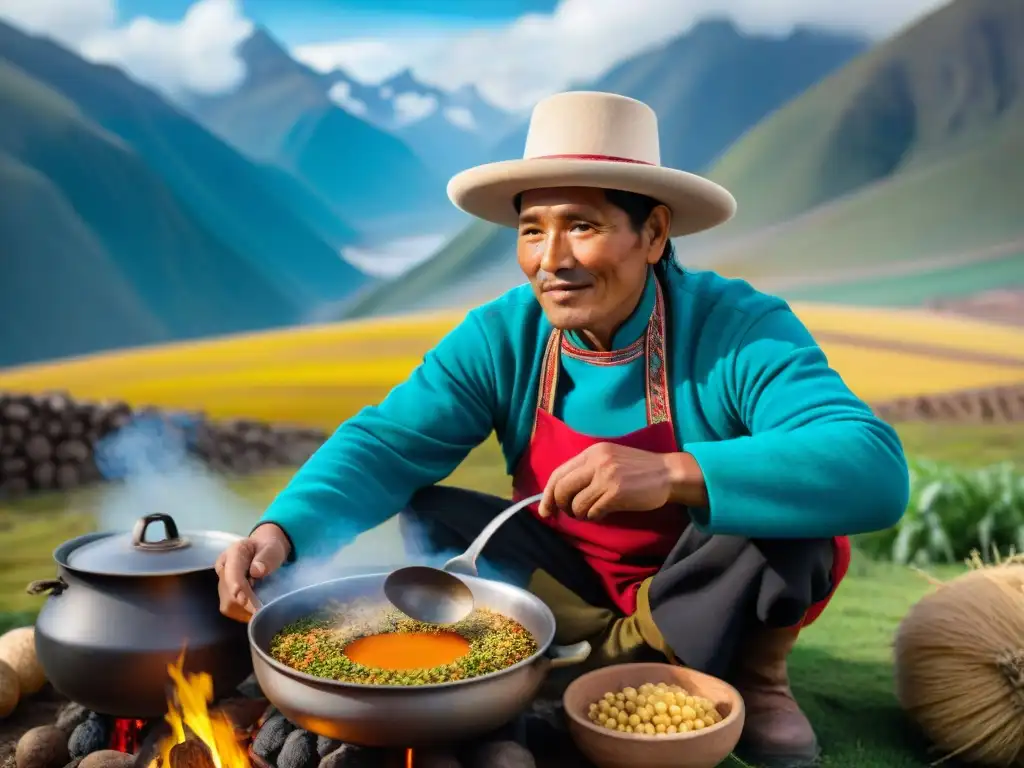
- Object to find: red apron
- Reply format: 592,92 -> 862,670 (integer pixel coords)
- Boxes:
512,279 -> 851,625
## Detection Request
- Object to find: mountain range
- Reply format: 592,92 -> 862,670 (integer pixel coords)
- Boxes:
4,0 -> 1017,369
0,20 -> 369,367
346,0 -> 1024,317
185,29 -> 511,237
343,19 -> 870,317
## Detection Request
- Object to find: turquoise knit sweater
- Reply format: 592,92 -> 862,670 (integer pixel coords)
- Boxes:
260,262 -> 909,560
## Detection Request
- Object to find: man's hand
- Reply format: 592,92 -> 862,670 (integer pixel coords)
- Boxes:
538,444 -> 706,521
215,523 -> 291,622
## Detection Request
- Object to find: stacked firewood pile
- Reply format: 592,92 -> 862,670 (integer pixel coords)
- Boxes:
0,392 -> 328,498
871,384 -> 1024,424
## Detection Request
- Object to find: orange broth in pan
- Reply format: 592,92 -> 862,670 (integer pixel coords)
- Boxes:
343,631 -> 471,671
269,604 -> 539,686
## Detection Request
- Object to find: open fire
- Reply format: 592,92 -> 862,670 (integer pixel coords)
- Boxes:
149,653 -> 417,768
18,653 -> 546,768
148,652 -> 250,768
112,718 -> 148,753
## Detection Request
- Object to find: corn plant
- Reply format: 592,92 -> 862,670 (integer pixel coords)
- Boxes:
855,459 -> 1024,565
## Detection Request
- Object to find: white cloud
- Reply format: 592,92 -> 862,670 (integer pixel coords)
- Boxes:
0,0 -> 113,48
0,0 -> 252,100
327,81 -> 368,116
392,91 -> 438,126
443,106 -> 476,131
292,0 -> 950,111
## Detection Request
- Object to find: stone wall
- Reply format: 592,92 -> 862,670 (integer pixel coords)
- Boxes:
0,392 -> 328,499
871,383 -> 1024,424
3,381 -> 1021,499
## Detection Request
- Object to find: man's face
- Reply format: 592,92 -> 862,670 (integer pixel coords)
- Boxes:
516,187 -> 666,337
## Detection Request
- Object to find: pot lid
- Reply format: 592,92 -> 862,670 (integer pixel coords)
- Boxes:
62,513 -> 241,576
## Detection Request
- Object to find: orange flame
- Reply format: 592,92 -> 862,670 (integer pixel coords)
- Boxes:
151,651 -> 250,768
405,748 -> 413,768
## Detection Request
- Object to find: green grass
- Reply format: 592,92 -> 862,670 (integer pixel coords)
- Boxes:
896,422 -> 1024,467
777,561 -> 961,767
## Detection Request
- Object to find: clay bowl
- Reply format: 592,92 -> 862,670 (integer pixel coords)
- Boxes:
563,662 -> 745,768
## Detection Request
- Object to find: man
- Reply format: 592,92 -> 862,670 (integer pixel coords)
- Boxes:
216,92 -> 909,767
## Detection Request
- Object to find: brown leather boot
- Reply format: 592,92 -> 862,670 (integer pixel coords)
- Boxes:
730,626 -> 820,768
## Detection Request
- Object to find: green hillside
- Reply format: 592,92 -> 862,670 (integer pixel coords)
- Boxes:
708,122 -> 1024,285
346,23 -> 867,318
692,0 -> 1024,294
781,248 -> 1024,306
704,0 -> 1024,239
0,60 -> 300,367
0,21 -> 368,308
489,20 -> 864,172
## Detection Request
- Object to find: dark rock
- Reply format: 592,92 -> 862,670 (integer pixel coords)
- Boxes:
520,699 -> 570,756
277,730 -> 317,768
31,461 -> 57,489
415,750 -> 461,768
39,393 -> 72,414
2,457 -> 28,477
54,703 -> 90,734
3,401 -> 32,423
315,737 -> 341,759
465,742 -> 535,768
25,435 -> 53,462
5,423 -> 25,445
68,715 -> 112,758
55,440 -> 90,463
233,675 -> 264,700
251,714 -> 294,763
316,745 -> 377,768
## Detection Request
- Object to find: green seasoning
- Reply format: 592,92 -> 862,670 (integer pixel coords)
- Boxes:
268,603 -> 539,686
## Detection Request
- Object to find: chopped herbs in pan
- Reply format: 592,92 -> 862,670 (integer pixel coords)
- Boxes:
269,602 -> 539,686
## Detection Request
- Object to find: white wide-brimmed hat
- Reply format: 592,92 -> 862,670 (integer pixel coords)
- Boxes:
447,91 -> 737,237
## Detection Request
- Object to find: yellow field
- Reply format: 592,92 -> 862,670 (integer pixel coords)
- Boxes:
0,305 -> 1022,431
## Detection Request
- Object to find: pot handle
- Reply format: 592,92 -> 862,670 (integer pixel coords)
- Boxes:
546,640 -> 591,669
27,578 -> 68,596
132,513 -> 189,551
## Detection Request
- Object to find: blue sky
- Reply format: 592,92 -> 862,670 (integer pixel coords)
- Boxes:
0,0 -> 944,111
116,0 -> 559,45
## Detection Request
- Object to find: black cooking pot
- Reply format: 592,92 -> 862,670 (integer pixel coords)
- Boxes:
28,513 -> 252,718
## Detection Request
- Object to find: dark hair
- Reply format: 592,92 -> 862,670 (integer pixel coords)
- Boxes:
512,189 -> 675,262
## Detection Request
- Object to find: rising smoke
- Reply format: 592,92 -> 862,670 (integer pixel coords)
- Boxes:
92,415 -> 522,606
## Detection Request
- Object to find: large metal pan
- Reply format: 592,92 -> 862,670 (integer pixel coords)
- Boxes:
248,572 -> 590,747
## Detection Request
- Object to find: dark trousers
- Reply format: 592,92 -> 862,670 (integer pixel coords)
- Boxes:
401,486 -> 835,679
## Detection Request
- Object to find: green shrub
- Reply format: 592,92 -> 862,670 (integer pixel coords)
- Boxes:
0,610 -> 36,635
855,459 -> 1024,566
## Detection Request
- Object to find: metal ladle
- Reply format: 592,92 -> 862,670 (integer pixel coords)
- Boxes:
383,493 -> 544,624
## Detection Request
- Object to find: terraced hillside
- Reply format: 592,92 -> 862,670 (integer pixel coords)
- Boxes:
2,304 -> 1022,432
